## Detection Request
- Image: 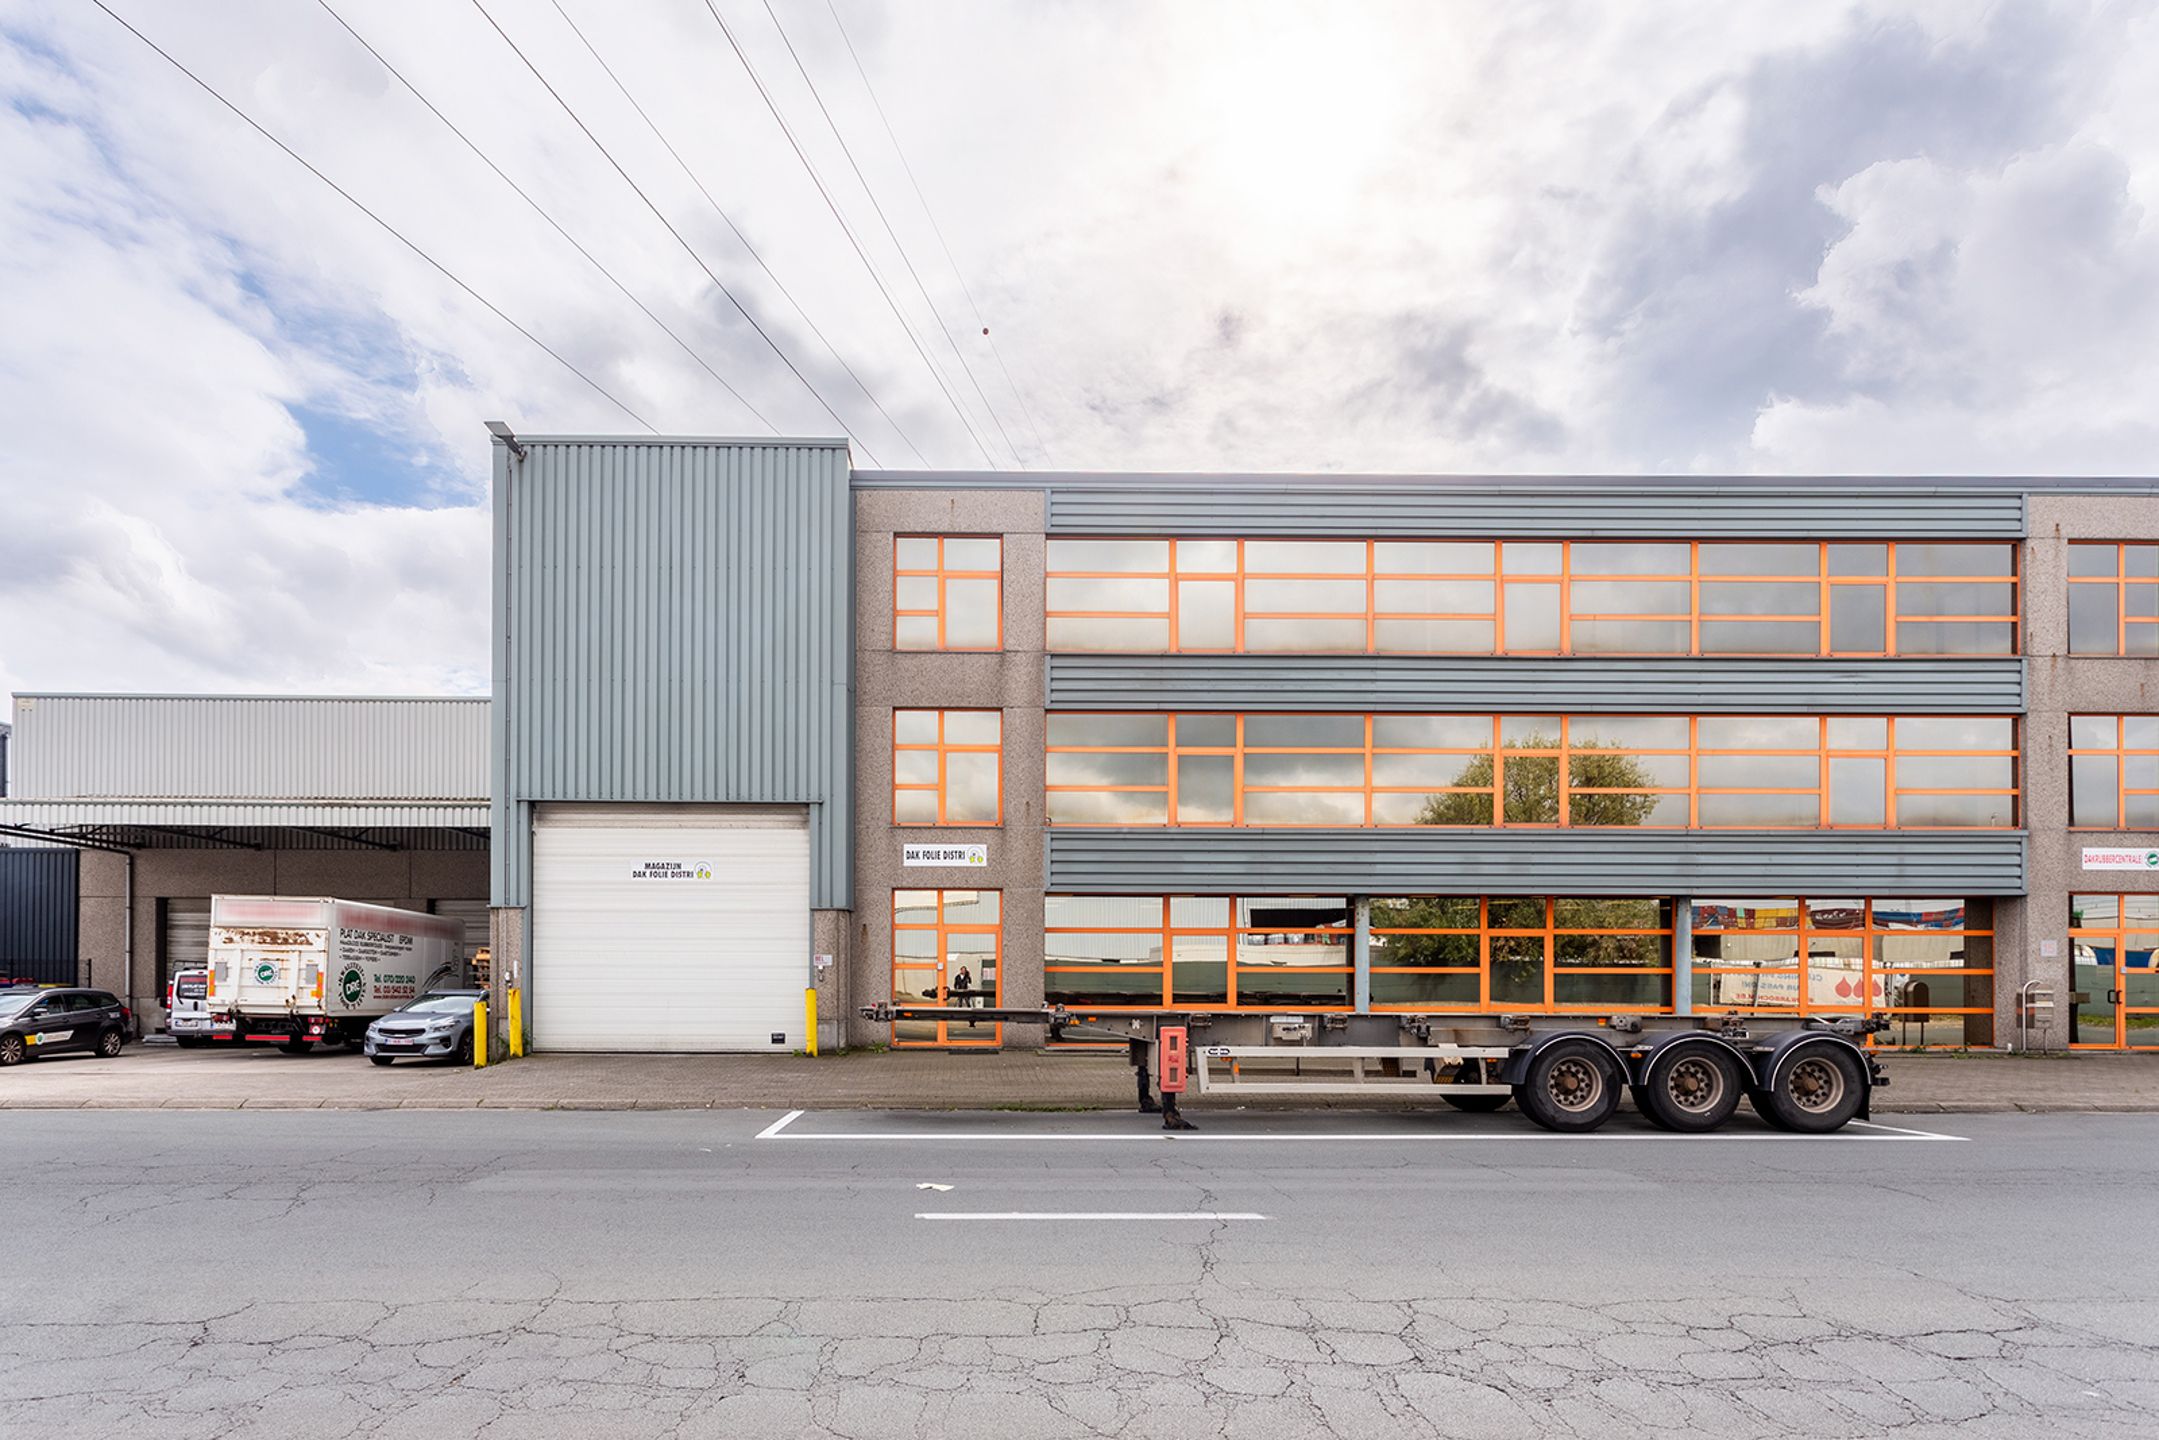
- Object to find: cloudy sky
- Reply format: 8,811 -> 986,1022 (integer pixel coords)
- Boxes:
2,0 -> 2155,700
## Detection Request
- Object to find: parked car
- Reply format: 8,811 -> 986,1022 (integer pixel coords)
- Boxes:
0,987 -> 131,1066
165,967 -> 238,1047
363,990 -> 484,1066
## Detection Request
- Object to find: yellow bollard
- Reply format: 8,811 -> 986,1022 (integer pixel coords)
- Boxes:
804,987 -> 819,1057
472,999 -> 488,1068
507,988 -> 524,1059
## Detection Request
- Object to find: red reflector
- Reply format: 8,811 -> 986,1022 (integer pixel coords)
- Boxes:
1159,1026 -> 1188,1093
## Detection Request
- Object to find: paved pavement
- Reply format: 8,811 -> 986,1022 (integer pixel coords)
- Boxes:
3,1107 -> 2157,1438
3,1042 -> 2159,1112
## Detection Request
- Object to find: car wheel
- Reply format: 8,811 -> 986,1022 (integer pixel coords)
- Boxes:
1637,1044 -> 1742,1133
1760,1045 -> 1866,1134
454,1032 -> 473,1066
96,1029 -> 125,1058
370,1055 -> 394,1067
1512,1040 -> 1623,1133
0,1034 -> 23,1066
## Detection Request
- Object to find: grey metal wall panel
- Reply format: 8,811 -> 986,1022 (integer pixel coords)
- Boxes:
0,847 -> 78,983
1045,830 -> 2026,896
1047,486 -> 2027,538
7,696 -> 488,801
1045,655 -> 2026,714
492,439 -> 853,909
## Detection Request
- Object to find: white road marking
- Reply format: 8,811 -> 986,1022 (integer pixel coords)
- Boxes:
916,1211 -> 1267,1221
757,1112 -> 1969,1143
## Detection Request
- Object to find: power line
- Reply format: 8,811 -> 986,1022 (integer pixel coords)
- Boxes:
469,0 -> 886,460
758,0 -> 1023,468
696,0 -> 1000,468
312,0 -> 777,436
824,0 -> 1052,464
542,0 -> 925,465
89,0 -> 655,431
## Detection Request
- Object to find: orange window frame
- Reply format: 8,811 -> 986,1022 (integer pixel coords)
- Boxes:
1042,895 -> 1353,1011
2067,715 -> 2159,829
892,709 -> 1003,826
1043,539 -> 2019,658
1691,898 -> 1995,1045
2067,894 -> 2159,1050
890,889 -> 1002,1047
1044,712 -> 2018,831
894,535 -> 1003,651
2066,542 -> 2159,656
1369,897 -> 1674,1013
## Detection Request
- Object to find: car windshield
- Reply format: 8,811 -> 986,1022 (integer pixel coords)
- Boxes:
399,995 -> 476,1014
0,991 -> 45,1018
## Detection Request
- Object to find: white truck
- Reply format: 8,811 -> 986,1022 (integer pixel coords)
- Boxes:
205,896 -> 465,1054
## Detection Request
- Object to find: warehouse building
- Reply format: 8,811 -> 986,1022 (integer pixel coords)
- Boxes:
485,432 -> 2159,1055
0,695 -> 490,1030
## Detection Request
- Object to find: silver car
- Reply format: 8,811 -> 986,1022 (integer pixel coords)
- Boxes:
363,990 -> 482,1066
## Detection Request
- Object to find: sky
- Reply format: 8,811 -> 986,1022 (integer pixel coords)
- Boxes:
2,0 -> 2156,700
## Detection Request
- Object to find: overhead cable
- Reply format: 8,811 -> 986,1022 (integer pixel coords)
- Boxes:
90,0 -> 655,430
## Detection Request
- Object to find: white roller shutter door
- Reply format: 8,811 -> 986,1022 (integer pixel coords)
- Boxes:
531,805 -> 809,1051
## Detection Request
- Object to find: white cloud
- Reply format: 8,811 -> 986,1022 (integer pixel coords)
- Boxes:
1,0 -> 2154,700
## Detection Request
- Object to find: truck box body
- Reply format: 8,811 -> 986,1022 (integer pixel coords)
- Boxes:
207,897 -> 463,1043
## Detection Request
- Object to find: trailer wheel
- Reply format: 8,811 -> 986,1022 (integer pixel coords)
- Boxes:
1759,1045 -> 1865,1134
1636,1045 -> 1742,1133
1513,1040 -> 1622,1133
280,1038 -> 315,1055
1440,1059 -> 1510,1112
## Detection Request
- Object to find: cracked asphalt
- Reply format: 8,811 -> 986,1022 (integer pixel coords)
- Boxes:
2,1108 -> 2156,1438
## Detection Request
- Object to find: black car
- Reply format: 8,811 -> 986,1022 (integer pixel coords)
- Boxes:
0,987 -> 132,1066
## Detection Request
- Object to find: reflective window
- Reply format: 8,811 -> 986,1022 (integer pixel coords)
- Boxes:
2069,716 -> 2159,829
1044,895 -> 1351,1010
890,890 -> 1001,1047
892,710 -> 1001,826
2067,544 -> 2159,656
895,536 -> 1001,650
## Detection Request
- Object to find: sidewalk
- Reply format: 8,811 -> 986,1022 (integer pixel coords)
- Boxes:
3,1044 -> 2159,1113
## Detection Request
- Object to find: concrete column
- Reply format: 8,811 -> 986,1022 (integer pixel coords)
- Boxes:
1672,897 -> 1694,1016
1352,897 -> 1372,1013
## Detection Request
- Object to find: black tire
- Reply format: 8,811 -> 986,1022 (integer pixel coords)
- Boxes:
96,1029 -> 125,1058
1512,1040 -> 1623,1133
1440,1059 -> 1510,1113
370,1055 -> 394,1067
1760,1044 -> 1866,1134
1636,1044 -> 1743,1133
280,1038 -> 315,1055
453,1031 -> 474,1067
0,1034 -> 23,1067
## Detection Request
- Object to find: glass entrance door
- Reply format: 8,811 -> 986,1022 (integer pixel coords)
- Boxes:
891,889 -> 1002,1048
2069,894 -> 2159,1048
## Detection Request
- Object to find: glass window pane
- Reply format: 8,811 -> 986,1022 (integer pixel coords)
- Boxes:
1174,715 -> 1237,747
1046,895 -> 1160,929
1175,755 -> 1235,823
1554,897 -> 1667,929
1177,582 -> 1235,648
1244,715 -> 1365,748
1502,543 -> 1561,575
944,753 -> 1000,822
1371,971 -> 1481,1005
1486,897 -> 1545,929
1501,583 -> 1561,649
943,579 -> 1000,646
1556,972 -> 1669,1007
1243,752 -> 1366,788
1568,751 -> 1688,787
1242,791 -> 1364,824
1174,539 -> 1237,573
943,538 -> 1001,571
1371,896 -> 1481,929
1390,790 -> 1493,825
1244,540 -> 1365,574
1698,754 -> 1819,789
1373,715 -> 1492,749
1046,790 -> 1168,824
2067,544 -> 2119,578
1568,715 -> 1690,749
1699,620 -> 1824,655
1488,935 -> 1546,1003
2125,585 -> 2158,619
1571,793 -> 1687,826
1242,618 -> 1368,652
1826,717 -> 1888,749
1499,716 -> 1562,747
1046,751 -> 1168,787
894,615 -> 938,650
1236,965 -> 1351,1006
895,575 -> 939,610
1501,756 -> 1560,822
1048,539 -> 1168,572
1243,578 -> 1368,613
2129,547 -> 2159,578
1828,758 -> 1886,825
1831,585 -> 1887,652
1697,792 -> 1820,826
894,749 -> 940,786
1047,714 -> 1166,748
1897,582 -> 2015,618
1569,620 -> 1692,654
1374,579 -> 1495,614
1569,543 -> 1689,575
893,709 -> 940,744
2131,715 -> 2159,749
1699,544 -> 1820,576
1047,576 -> 1167,612
1044,931 -> 1164,965
942,889 -> 999,924
1168,937 -> 1228,1004
2069,586 -> 2121,654
1700,582 -> 1821,616
1374,752 -> 1487,788
1048,970 -> 1164,1006
2075,713 -> 2126,748
943,711 -> 1000,746
1170,897 -> 1230,926
1894,621 -> 2015,655
1897,543 -> 2012,577
1374,619 -> 1496,653
893,790 -> 938,824
1895,793 -> 2013,826
1828,544 -> 1889,577
1895,717 -> 2013,750
1697,716 -> 1818,749
1374,541 -> 1494,574
894,890 -> 940,923
1047,617 -> 1168,650
1240,896 -> 1351,929
1570,581 -> 1691,613
894,537 -> 939,569
1898,756 -> 2013,790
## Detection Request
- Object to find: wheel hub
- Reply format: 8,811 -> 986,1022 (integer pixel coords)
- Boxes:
1547,1058 -> 1600,1111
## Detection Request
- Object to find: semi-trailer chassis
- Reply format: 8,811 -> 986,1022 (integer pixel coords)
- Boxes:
860,1004 -> 1886,1134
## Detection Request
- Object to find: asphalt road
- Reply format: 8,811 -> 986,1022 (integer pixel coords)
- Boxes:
3,1108 -> 2156,1439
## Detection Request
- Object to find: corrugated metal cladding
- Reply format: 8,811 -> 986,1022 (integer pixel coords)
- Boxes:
0,848 -> 78,984
1046,486 -> 2027,538
492,438 -> 853,909
6,696 -> 487,800
1045,830 -> 2027,896
1045,656 -> 2026,715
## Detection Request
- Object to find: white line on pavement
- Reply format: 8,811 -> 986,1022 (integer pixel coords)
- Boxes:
1846,1119 -> 1972,1141
757,1112 -> 1969,1143
754,1109 -> 806,1139
915,1211 -> 1268,1221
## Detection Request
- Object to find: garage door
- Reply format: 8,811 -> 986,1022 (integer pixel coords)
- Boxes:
531,804 -> 809,1051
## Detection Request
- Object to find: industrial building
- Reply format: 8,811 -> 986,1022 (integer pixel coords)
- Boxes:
9,433 -> 2159,1054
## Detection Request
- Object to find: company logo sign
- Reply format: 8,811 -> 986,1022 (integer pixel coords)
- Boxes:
903,843 -> 989,868
253,961 -> 277,985
629,861 -> 714,881
2082,847 -> 2159,871
339,964 -> 367,1006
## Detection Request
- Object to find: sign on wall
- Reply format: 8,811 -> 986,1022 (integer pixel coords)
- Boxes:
628,860 -> 714,881
2081,847 -> 2159,871
903,843 -> 988,868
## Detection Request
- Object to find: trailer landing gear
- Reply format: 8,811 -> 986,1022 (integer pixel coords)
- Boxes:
1131,1040 -> 1198,1131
